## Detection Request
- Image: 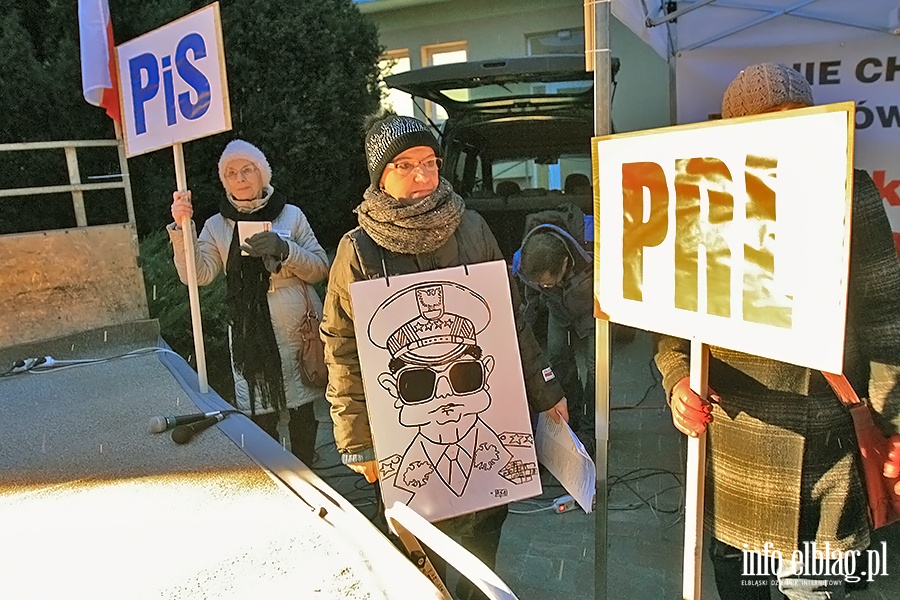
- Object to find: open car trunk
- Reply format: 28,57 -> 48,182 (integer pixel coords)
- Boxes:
385,55 -> 606,257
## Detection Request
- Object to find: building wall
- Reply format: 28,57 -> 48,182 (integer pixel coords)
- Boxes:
362,0 -> 671,132
372,0 -> 582,65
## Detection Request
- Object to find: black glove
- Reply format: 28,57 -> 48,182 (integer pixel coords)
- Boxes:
242,231 -> 289,259
262,255 -> 283,274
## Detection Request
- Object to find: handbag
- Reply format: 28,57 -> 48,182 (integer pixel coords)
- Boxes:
297,285 -> 328,388
823,371 -> 900,529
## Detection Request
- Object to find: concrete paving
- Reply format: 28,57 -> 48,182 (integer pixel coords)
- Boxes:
311,329 -> 900,599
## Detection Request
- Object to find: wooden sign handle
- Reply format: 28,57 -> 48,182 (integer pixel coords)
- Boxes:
173,142 -> 208,394
683,340 -> 709,599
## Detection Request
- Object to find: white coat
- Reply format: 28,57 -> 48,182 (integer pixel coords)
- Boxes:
168,199 -> 330,414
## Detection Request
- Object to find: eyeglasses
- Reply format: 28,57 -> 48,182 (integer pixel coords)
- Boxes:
224,165 -> 258,181
397,360 -> 485,404
386,157 -> 443,178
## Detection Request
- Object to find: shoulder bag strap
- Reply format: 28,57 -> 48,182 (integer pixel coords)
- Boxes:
822,371 -> 862,407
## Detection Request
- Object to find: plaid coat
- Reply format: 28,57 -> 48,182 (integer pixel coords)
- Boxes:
655,170 -> 900,555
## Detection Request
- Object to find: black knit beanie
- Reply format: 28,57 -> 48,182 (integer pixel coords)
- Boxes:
364,115 -> 442,187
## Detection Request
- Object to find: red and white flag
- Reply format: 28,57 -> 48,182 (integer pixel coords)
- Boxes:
78,0 -> 121,123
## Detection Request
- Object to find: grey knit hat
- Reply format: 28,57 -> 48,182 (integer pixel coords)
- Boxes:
721,63 -> 814,119
218,139 -> 271,189
364,115 -> 441,186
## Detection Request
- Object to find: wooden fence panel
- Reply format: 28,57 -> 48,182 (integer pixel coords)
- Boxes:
0,224 -> 148,348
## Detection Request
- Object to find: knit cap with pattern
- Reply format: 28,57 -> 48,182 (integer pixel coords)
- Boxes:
364,115 -> 441,187
721,63 -> 814,119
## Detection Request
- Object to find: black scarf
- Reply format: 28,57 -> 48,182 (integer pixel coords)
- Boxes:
221,190 -> 288,415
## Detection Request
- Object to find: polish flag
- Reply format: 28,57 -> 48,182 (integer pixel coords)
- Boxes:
78,0 -> 121,123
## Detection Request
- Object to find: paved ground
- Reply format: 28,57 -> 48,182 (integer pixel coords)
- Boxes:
309,329 -> 900,599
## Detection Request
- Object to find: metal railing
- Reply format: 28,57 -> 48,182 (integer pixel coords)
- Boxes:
0,139 -> 135,228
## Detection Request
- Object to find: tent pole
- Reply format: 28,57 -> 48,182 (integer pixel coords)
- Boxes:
668,55 -> 678,126
589,2 -> 611,600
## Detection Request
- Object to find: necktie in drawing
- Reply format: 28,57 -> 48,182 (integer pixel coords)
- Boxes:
440,443 -> 469,496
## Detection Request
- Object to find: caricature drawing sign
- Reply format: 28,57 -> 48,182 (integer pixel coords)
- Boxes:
349,260 -> 541,522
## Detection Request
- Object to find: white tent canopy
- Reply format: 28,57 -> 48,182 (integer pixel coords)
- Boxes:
613,0 -> 900,58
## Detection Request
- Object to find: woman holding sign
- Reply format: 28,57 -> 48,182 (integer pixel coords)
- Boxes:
168,140 -> 330,465
654,63 -> 900,600
321,112 -> 568,599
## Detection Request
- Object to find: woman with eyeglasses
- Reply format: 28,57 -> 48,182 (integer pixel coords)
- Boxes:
167,139 -> 329,465
321,112 -> 568,600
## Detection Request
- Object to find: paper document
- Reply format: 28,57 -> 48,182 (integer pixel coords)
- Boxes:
535,413 -> 595,513
237,221 -> 271,256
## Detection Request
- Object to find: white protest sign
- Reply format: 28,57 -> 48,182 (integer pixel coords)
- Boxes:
593,103 -> 854,373
677,41 -> 900,250
116,3 -> 230,157
349,261 -> 541,522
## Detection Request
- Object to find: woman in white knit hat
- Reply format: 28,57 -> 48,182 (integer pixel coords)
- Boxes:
168,139 -> 330,464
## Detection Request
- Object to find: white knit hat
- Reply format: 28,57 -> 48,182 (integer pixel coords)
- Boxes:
217,140 -> 272,189
721,63 -> 814,119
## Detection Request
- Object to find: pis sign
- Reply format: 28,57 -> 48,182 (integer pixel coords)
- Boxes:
116,3 -> 231,158
593,103 -> 854,373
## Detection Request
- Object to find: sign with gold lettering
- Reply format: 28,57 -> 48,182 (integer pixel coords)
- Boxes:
593,102 -> 854,372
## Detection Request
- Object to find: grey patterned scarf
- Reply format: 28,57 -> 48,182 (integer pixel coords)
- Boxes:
356,177 -> 465,254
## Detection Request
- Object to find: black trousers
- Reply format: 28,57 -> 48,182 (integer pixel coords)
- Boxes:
423,505 -> 508,600
708,538 -> 775,600
251,402 -> 318,466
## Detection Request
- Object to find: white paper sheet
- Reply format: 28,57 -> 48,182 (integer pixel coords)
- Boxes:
237,221 -> 271,256
535,412 -> 596,513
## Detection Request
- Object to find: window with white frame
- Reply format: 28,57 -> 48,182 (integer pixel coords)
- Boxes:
421,42 -> 467,122
379,50 -> 414,117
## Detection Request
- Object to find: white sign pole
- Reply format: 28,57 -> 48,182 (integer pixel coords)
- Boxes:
173,141 -> 208,394
683,340 -> 708,600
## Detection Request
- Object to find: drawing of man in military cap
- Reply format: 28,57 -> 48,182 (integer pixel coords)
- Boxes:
367,281 -> 536,513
